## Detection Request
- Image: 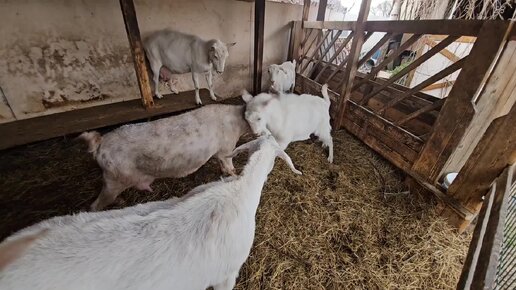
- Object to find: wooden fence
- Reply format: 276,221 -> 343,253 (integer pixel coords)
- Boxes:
289,19 -> 514,231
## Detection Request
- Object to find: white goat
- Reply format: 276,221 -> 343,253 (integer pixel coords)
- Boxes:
268,60 -> 296,93
0,135 -> 301,290
144,29 -> 236,105
242,84 -> 333,163
78,104 -> 249,211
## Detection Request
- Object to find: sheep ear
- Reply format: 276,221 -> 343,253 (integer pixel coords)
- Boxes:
242,90 -> 253,103
276,150 -> 302,175
226,42 -> 236,48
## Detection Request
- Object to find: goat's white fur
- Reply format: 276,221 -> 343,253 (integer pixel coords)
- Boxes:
144,29 -> 236,105
268,60 -> 296,93
78,104 -> 249,211
0,135 -> 301,290
242,84 -> 333,163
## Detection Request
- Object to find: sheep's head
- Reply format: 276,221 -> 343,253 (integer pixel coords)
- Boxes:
229,135 -> 302,175
209,40 -> 236,73
241,90 -> 276,136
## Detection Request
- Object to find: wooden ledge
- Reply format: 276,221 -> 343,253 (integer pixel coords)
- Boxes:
0,89 -> 237,150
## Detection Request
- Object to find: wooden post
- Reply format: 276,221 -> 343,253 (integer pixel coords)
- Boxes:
447,102 -> 516,213
253,0 -> 265,95
411,21 -> 511,183
302,0 -> 311,21
288,21 -> 303,61
333,0 -> 372,129
316,0 -> 327,21
119,0 -> 153,108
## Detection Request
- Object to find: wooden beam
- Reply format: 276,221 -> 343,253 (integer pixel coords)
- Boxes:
333,0 -> 372,129
421,81 -> 454,91
303,21 -> 355,30
253,0 -> 265,94
424,38 -> 461,62
288,21 -> 303,61
429,35 -> 476,43
316,0 -> 327,21
0,90 -> 224,150
119,0 -> 153,108
302,0 -> 311,21
364,20 -> 486,36
447,102 -> 516,213
411,21 -> 511,183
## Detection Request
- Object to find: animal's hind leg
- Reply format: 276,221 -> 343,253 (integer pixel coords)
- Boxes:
149,60 -> 164,99
316,128 -> 334,163
216,152 -> 236,176
90,177 -> 128,211
213,271 -> 238,290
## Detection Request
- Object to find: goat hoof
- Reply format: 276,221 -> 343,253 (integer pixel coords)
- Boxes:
155,94 -> 164,99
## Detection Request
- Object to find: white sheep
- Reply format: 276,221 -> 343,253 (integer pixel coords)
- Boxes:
242,84 -> 334,163
268,60 -> 296,93
78,104 -> 249,211
144,29 -> 236,105
0,135 -> 301,290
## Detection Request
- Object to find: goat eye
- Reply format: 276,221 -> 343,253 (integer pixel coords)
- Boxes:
257,117 -> 261,121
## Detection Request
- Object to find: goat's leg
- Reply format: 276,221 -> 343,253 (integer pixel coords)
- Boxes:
216,151 -> 236,176
149,60 -> 164,99
213,271 -> 238,290
192,72 -> 202,105
90,178 -> 128,211
205,70 -> 217,101
317,129 -> 334,163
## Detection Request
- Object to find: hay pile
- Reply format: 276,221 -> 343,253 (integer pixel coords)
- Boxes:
0,130 -> 470,289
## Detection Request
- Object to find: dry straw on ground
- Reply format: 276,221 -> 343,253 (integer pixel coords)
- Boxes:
0,130 -> 470,289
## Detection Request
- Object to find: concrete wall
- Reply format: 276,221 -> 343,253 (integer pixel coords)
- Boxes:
0,0 -> 306,124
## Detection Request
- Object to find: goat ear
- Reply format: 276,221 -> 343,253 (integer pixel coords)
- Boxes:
276,150 -> 302,175
226,42 -> 236,48
228,139 -> 260,158
292,59 -> 296,66
242,90 -> 253,103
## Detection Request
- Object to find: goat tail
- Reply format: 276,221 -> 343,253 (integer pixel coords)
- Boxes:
77,131 -> 102,154
321,84 -> 330,104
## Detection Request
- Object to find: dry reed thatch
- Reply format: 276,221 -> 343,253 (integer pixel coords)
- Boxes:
0,129 -> 470,289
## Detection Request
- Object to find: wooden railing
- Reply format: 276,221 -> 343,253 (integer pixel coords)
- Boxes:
289,19 -> 514,230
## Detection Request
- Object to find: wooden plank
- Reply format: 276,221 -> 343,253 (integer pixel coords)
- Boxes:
306,30 -> 343,77
471,164 -> 514,289
298,30 -> 320,68
302,0 -> 310,21
358,35 -> 459,105
357,32 -> 393,67
429,35 -> 476,43
253,0 -> 265,94
457,184 -> 497,289
411,21 -> 511,183
448,102 -> 516,213
425,38 -> 461,62
378,57 -> 466,114
343,117 -> 413,172
364,20 -> 486,36
324,32 -> 374,85
316,0 -> 327,21
299,29 -> 332,74
352,34 -> 423,92
396,99 -> 445,125
421,81 -> 454,91
303,21 -> 355,30
119,0 -> 153,108
288,21 -> 303,61
314,32 -> 355,82
0,90 -> 223,150
333,0 -> 372,129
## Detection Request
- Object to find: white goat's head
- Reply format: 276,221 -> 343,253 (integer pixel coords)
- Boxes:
230,135 -> 302,175
209,40 -> 236,74
242,90 -> 277,137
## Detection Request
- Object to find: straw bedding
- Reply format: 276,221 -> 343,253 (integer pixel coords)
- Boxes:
0,129 -> 470,289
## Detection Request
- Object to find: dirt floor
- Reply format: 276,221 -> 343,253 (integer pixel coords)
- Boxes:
0,129 -> 470,289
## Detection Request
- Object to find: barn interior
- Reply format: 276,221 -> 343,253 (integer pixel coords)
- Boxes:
0,0 -> 515,289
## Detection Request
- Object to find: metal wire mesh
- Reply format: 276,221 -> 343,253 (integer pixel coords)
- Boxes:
495,183 -> 516,289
